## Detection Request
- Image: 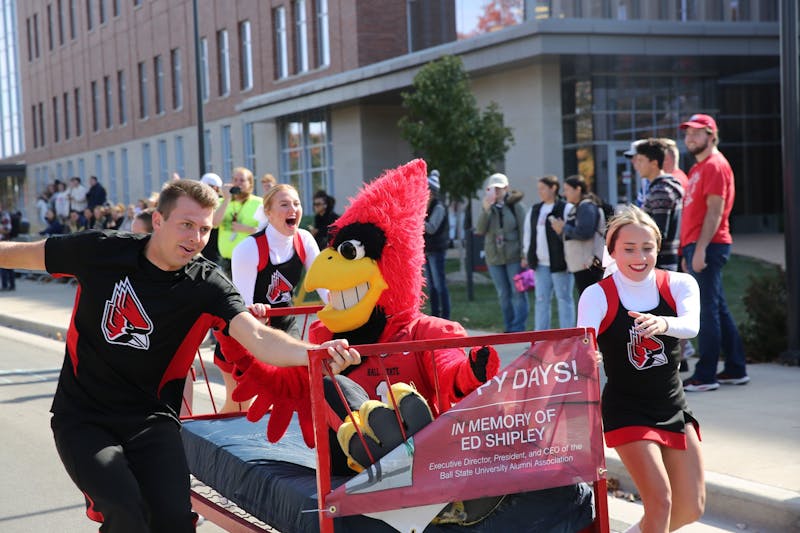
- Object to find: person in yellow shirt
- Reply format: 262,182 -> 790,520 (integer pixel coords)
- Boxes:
213,167 -> 263,277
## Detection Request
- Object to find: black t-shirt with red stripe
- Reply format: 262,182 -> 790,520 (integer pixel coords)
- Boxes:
45,230 -> 247,423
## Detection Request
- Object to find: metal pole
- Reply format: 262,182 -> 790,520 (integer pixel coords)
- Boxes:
465,199 -> 474,301
193,0 -> 206,176
779,0 -> 800,364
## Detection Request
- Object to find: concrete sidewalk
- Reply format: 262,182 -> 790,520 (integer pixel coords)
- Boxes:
1,238 -> 798,532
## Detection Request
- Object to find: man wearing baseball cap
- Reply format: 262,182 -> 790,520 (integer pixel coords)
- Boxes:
679,114 -> 749,392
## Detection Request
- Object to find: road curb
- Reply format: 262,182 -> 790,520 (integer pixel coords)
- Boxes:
605,455 -> 799,532
0,315 -> 66,342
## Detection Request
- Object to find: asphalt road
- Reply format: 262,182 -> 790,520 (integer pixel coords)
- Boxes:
0,326 -> 230,533
0,326 -> 744,533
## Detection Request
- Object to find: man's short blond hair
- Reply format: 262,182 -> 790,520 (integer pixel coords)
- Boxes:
157,179 -> 219,219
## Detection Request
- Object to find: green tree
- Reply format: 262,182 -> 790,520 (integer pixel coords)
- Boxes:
398,55 -> 514,203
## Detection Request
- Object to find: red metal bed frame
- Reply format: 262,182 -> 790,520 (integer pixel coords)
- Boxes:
184,309 -> 610,533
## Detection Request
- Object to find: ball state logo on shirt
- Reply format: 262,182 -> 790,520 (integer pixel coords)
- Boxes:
267,270 -> 294,305
101,277 -> 154,350
627,329 -> 668,370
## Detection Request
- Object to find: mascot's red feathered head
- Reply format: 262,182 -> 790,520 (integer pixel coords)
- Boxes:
304,159 -> 429,333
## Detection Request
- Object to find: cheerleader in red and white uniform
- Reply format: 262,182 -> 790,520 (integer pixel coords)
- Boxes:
578,205 -> 703,533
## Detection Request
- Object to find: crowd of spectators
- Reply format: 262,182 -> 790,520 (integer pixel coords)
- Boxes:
32,176 -> 157,238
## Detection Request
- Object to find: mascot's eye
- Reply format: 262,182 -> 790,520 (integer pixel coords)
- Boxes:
337,240 -> 365,260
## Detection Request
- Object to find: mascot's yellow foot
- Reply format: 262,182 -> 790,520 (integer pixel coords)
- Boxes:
336,383 -> 433,472
431,496 -> 506,526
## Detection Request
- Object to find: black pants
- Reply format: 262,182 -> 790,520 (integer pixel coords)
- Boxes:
0,268 -> 14,289
51,414 -> 196,533
573,267 -> 603,296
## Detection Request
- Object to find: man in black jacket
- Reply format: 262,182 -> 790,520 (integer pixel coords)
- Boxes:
423,170 -> 451,319
86,176 -> 108,210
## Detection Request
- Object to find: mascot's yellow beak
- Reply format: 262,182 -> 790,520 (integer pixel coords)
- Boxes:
304,247 -> 388,333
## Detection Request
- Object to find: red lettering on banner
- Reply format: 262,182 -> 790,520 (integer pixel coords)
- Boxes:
325,334 -> 605,517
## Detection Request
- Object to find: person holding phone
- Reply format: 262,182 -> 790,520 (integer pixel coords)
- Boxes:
475,173 -> 529,332
212,167 -> 263,278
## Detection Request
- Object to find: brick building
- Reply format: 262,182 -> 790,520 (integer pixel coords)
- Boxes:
1,0 -> 784,232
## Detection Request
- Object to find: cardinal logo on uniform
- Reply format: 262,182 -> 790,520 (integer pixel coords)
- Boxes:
627,328 -> 667,370
267,270 -> 294,305
101,277 -> 154,350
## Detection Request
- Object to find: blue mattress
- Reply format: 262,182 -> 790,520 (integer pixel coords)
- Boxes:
181,415 -> 595,533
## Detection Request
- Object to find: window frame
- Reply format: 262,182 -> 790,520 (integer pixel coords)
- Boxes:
217,29 -> 230,97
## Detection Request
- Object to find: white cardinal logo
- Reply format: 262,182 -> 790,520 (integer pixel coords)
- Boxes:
267,270 -> 294,305
101,277 -> 154,350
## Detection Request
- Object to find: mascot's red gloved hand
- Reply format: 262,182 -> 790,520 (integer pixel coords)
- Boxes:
454,346 -> 500,395
230,355 -> 315,448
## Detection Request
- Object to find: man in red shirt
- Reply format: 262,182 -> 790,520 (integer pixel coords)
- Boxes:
679,114 -> 749,392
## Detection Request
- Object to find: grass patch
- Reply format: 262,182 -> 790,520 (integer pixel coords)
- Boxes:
423,254 -> 774,333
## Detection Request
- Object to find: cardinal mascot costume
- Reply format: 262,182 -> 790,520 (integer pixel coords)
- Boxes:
216,160 -> 593,530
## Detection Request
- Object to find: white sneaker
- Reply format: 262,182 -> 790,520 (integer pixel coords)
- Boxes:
683,378 -> 719,392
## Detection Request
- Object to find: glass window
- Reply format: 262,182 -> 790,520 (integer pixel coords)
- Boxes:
221,125 -> 232,180
733,0 -> 752,20
78,157 -> 85,181
274,7 -> 288,79
679,0 -> 698,20
95,153 -> 103,181
57,163 -> 63,183
217,29 -> 229,96
142,142 -> 152,195
52,97 -> 59,143
33,13 -> 39,58
294,0 -> 309,74
200,37 -> 209,101
104,75 -> 113,128
99,0 -> 107,24
47,4 -> 53,51
38,102 -> 45,146
243,122 -> 256,172
107,150 -> 117,201
315,0 -> 329,67
138,61 -> 148,119
57,0 -> 64,46
706,0 -> 724,20
758,0 -> 777,21
171,48 -> 182,109
68,0 -> 76,39
174,135 -> 184,178
113,0 -> 120,17
279,110 -> 332,207
154,55 -> 164,114
31,105 -> 37,149
203,129 -> 212,172
239,21 -> 253,91
86,0 -> 93,30
67,160 -> 74,177
121,147 -> 130,205
455,0 -> 523,37
91,80 -> 99,132
117,70 -> 126,125
63,92 -> 70,139
26,18 -> 31,62
157,139 -> 168,182
74,87 -> 82,136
